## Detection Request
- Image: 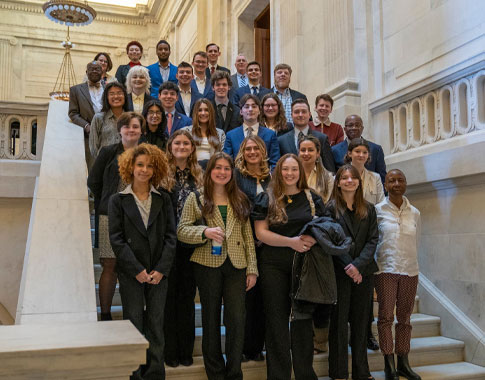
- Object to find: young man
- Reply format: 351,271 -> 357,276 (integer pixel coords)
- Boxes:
233,61 -> 271,105
271,63 -> 307,123
174,61 -> 202,118
278,98 -> 335,172
147,40 -> 178,98
332,114 -> 387,184
310,94 -> 344,147
210,70 -> 241,132
158,81 -> 192,136
223,94 -> 280,168
190,51 -> 213,98
205,43 -> 230,76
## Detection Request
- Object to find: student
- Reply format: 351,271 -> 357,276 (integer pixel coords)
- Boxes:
141,100 -> 168,151
260,93 -> 293,137
253,154 -> 325,380
125,65 -> 154,114
108,143 -> 176,380
309,94 -> 344,147
164,130 -> 204,368
115,41 -> 144,87
325,164 -> 379,380
177,152 -> 258,380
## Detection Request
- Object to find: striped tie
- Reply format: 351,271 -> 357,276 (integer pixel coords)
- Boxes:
240,75 -> 247,87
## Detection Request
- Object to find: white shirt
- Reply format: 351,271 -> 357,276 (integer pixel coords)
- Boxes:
375,196 -> 421,276
293,125 -> 310,148
195,76 -> 206,94
196,137 -> 211,161
88,83 -> 103,113
180,88 -> 192,116
120,184 -> 160,229
243,122 -> 259,137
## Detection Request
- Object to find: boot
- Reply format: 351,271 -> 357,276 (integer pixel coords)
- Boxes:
100,312 -> 112,321
383,354 -> 399,380
397,354 -> 422,380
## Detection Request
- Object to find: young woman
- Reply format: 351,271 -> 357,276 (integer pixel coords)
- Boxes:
177,152 -> 257,380
253,154 -> 325,380
87,112 -> 145,321
142,100 -> 168,151
299,135 -> 334,204
234,135 -> 271,362
109,143 -> 176,380
83,52 -> 115,87
89,82 -> 129,159
325,164 -> 379,380
184,99 -> 225,169
260,93 -> 293,136
126,65 -> 154,114
163,129 -> 203,368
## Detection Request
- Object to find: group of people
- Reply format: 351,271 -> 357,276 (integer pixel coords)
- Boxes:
69,39 -> 422,380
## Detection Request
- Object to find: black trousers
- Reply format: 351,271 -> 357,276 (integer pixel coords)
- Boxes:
118,271 -> 168,380
193,258 -> 246,380
260,248 -> 317,380
328,271 -> 374,380
164,243 -> 197,362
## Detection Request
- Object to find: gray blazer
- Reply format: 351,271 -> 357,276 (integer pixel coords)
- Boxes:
68,82 -> 96,128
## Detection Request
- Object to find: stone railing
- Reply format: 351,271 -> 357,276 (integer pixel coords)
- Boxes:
388,69 -> 485,153
0,101 -> 48,160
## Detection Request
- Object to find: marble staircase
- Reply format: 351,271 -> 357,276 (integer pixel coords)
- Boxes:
93,265 -> 485,379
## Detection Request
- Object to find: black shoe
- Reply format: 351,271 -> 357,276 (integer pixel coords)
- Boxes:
179,357 -> 193,366
367,334 -> 380,351
100,312 -> 112,321
384,354 -> 399,380
397,355 -> 422,380
164,359 -> 179,368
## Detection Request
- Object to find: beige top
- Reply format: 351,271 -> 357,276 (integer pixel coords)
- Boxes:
307,165 -> 335,204
120,184 -> 160,228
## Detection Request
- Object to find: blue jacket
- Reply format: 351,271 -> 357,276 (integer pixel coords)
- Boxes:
332,139 -> 387,184
175,90 -> 203,118
232,85 -> 271,106
190,77 -> 214,99
147,62 -> 178,98
168,110 -> 192,135
223,125 -> 280,169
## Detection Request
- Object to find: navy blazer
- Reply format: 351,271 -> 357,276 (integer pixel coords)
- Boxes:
168,110 -> 192,135
278,128 -> 336,172
206,65 -> 230,78
191,77 -> 214,99
271,87 -> 308,102
147,62 -> 178,98
126,93 -> 155,112
332,139 -> 387,184
212,101 -> 241,133
175,90 -> 203,118
115,64 -> 131,87
232,85 -> 271,106
223,125 -> 280,169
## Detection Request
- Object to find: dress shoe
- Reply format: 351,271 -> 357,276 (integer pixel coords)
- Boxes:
100,312 -> 112,321
179,357 -> 193,366
384,354 -> 399,380
367,334 -> 380,351
397,355 -> 422,380
164,359 -> 179,368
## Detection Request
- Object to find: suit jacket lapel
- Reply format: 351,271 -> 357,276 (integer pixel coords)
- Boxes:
225,204 -> 236,238
341,212 -> 355,239
224,103 -> 234,131
80,83 -> 94,109
286,132 -> 297,154
147,193 -> 162,229
121,195 -> 148,237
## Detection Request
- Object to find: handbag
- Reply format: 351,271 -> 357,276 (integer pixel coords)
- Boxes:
179,190 -> 207,249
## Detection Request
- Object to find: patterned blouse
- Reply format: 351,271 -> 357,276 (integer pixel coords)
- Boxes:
174,167 -> 198,224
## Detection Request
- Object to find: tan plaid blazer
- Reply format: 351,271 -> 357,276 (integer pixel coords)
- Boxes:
177,191 -> 258,276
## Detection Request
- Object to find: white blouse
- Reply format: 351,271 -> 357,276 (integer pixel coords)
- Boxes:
196,137 -> 211,161
375,196 -> 421,276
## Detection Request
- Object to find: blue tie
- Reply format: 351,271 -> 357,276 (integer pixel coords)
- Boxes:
252,86 -> 258,96
240,75 -> 247,87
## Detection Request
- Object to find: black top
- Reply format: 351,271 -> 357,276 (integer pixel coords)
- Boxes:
141,125 -> 168,151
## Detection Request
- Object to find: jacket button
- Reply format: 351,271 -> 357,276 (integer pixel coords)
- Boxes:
128,238 -> 132,243
237,241 -> 240,245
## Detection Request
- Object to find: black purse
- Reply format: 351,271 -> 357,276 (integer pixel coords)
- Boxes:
180,190 -> 207,249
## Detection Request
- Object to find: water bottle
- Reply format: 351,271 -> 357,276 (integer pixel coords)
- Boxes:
211,240 -> 222,256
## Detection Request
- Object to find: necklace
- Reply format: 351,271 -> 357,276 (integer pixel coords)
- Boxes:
287,194 -> 293,204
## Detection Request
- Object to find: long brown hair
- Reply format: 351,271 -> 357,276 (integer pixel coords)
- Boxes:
261,93 -> 288,133
267,154 -> 308,225
298,135 -> 332,202
344,137 -> 372,165
330,164 -> 368,219
166,129 -> 203,189
191,99 -> 221,150
234,135 -> 270,180
202,152 -> 250,222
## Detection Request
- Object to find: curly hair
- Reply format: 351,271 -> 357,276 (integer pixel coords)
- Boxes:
267,154 -> 308,225
118,143 -> 169,189
234,135 -> 270,180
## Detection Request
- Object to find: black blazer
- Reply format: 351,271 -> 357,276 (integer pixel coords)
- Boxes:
108,189 -> 176,278
87,143 -> 123,215
212,100 -> 241,133
270,87 -> 308,102
115,64 -> 131,87
324,201 -> 379,276
126,93 -> 155,112
278,128 -> 336,172
234,169 -> 270,205
205,65 -> 230,78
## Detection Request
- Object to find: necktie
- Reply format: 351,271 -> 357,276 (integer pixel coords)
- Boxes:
217,104 -> 226,122
240,75 -> 247,87
252,86 -> 258,96
166,113 -> 173,135
247,126 -> 253,136
298,131 -> 305,145
211,66 -> 215,75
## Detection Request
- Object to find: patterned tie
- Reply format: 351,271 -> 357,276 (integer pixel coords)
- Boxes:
240,75 -> 247,87
166,113 -> 173,135
247,126 -> 253,136
252,86 -> 258,96
210,66 -> 215,75
298,131 -> 305,145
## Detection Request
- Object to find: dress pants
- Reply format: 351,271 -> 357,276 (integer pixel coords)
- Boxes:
375,273 -> 418,355
118,271 -> 168,380
260,248 -> 317,380
193,258 -> 246,380
328,271 -> 373,380
164,243 -> 197,362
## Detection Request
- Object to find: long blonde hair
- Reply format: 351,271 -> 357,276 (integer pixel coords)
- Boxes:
234,135 -> 270,180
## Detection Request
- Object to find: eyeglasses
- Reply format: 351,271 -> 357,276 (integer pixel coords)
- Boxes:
147,111 -> 162,116
263,104 -> 278,109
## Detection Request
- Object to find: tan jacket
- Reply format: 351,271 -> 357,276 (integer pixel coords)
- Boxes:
362,168 -> 385,205
177,191 -> 258,276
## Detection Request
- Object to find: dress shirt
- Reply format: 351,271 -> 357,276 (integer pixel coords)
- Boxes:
243,122 -> 259,138
195,76 -> 206,94
375,196 -> 421,276
120,184 -> 160,229
88,82 -> 103,113
209,65 -> 217,74
274,87 -> 293,122
293,125 -> 310,148
132,93 -> 145,114
250,84 -> 261,96
180,88 -> 192,116
237,74 -> 248,87
159,63 -> 170,83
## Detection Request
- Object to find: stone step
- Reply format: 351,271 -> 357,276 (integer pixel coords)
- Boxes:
166,336 -> 466,379
318,361 -> 485,380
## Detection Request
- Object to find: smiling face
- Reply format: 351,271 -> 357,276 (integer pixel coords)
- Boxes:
206,44 -> 221,65
247,63 -> 261,84
192,54 -> 208,76
197,102 -> 210,124
96,54 -> 109,74
156,42 -> 170,62
299,140 -> 319,166
107,86 -> 125,108
240,98 -> 260,124
213,78 -> 230,100
133,154 -> 154,186
274,68 -> 291,90
281,157 -> 300,188
263,97 -> 279,119
146,105 -> 162,127
210,158 -> 232,186
176,66 -> 194,86
130,73 -> 147,93
86,63 -> 103,83
170,134 -> 194,162
120,117 -> 142,145
316,98 -> 332,121
344,115 -> 364,140
243,139 -> 262,166
338,169 -> 360,194
385,170 -> 407,197
349,144 -> 369,166
159,89 -> 178,111
235,54 -> 248,74
127,44 -> 142,63
291,103 -> 311,129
